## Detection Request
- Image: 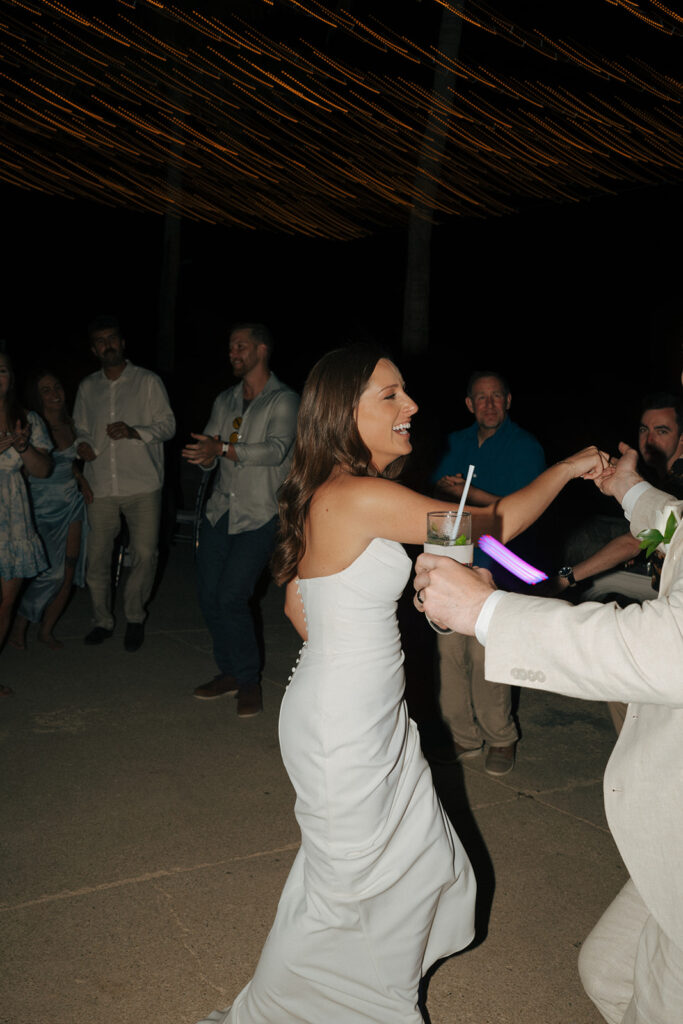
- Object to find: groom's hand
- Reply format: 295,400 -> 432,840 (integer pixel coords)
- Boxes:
595,443 -> 643,503
414,554 -> 496,636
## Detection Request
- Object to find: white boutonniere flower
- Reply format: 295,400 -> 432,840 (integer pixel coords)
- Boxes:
638,506 -> 681,557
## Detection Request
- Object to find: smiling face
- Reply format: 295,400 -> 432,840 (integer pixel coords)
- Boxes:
638,406 -> 683,472
229,328 -> 266,379
355,358 -> 418,473
37,374 -> 66,416
465,374 -> 510,435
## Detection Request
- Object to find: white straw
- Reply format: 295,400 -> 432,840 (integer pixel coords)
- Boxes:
452,464 -> 475,538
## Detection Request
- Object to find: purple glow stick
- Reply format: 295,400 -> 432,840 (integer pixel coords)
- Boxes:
478,535 -> 548,585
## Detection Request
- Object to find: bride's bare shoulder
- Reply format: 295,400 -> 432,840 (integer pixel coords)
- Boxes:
301,475 -> 378,577
310,473 -> 407,516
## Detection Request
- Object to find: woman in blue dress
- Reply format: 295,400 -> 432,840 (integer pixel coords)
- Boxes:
9,371 -> 91,652
0,351 -> 52,692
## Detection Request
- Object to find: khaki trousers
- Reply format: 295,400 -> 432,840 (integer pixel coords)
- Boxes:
437,631 -> 518,748
86,489 -> 161,629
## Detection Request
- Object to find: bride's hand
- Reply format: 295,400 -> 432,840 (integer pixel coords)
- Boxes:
557,446 -> 610,481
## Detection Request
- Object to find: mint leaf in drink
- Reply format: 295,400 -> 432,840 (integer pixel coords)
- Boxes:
454,534 -> 468,545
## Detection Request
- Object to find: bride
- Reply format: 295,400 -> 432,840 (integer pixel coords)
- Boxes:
196,346 -> 605,1024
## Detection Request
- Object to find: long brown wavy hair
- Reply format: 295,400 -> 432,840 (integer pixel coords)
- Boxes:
0,348 -> 27,430
272,345 -> 407,585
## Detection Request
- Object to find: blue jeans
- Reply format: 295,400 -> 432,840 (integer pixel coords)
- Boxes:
196,511 -> 279,690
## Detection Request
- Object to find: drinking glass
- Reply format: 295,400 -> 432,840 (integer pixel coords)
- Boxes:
425,510 -> 473,566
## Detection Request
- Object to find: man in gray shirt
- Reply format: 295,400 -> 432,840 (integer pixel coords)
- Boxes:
182,323 -> 298,717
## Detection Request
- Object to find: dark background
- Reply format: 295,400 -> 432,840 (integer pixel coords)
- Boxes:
3,0 -> 681,481
2,161 -> 682,584
4,178 -> 681,447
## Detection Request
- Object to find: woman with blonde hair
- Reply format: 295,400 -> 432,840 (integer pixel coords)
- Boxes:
197,345 -> 605,1024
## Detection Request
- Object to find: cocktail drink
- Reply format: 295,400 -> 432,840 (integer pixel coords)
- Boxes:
425,511 -> 473,566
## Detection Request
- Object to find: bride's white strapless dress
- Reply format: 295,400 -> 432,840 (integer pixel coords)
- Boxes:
197,539 -> 476,1024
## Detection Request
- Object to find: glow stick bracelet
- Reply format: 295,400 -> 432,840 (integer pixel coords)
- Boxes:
453,464 -> 475,537
478,535 -> 548,585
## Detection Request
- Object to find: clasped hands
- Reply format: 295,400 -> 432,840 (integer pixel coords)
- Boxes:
77,422 -> 139,462
0,420 -> 31,455
414,444 -> 642,634
435,474 -> 465,498
106,421 -> 139,441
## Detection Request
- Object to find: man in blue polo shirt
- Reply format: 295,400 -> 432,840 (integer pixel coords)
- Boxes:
433,370 -> 545,775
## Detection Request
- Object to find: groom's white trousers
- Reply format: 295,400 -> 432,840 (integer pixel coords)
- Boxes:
579,878 -> 683,1024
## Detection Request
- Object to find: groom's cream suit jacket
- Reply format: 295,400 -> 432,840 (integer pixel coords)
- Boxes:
484,484 -> 683,950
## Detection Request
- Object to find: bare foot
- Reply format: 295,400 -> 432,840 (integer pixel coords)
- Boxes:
38,633 -> 64,651
9,619 -> 27,650
0,684 -> 14,697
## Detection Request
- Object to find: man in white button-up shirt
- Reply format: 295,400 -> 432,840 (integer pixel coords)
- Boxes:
413,444 -> 683,1024
74,315 -> 175,651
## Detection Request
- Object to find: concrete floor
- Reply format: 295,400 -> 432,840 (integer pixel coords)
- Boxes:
0,542 -> 623,1024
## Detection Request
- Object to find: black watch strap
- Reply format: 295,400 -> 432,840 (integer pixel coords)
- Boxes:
558,566 -> 577,587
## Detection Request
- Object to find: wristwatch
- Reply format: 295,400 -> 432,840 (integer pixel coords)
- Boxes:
221,441 -> 230,457
557,566 -> 577,587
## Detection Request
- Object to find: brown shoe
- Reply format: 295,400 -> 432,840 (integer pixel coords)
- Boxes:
427,741 -> 482,765
485,744 -> 516,776
455,742 -> 484,762
237,684 -> 262,718
193,675 -> 239,700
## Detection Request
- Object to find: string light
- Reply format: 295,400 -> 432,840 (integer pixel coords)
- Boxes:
0,0 -> 679,238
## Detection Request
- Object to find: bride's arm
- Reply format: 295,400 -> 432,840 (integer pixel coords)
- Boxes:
351,447 -> 607,547
491,446 -> 608,542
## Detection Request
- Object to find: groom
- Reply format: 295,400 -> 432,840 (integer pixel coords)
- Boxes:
413,444 -> 683,1024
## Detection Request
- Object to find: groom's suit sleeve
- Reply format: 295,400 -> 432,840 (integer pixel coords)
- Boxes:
482,486 -> 683,708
